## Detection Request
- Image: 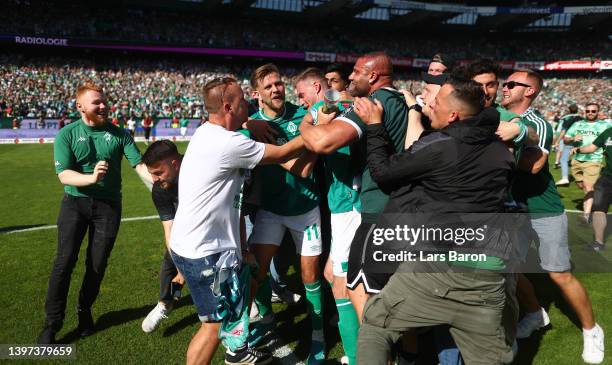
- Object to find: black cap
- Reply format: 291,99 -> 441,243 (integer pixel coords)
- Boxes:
431,53 -> 456,70
421,71 -> 449,85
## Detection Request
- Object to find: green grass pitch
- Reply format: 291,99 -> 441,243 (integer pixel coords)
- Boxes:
0,142 -> 610,364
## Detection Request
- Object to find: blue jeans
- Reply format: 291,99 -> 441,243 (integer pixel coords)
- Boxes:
560,143 -> 572,180
171,251 -> 221,322
434,326 -> 464,365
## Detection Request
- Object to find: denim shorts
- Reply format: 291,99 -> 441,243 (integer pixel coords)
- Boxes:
171,250 -> 221,322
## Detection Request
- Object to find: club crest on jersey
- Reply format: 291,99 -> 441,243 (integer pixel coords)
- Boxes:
104,132 -> 112,142
77,136 -> 87,142
287,122 -> 298,135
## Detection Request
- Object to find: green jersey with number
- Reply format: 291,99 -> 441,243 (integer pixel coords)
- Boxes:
593,127 -> 612,177
336,87 -> 408,215
511,108 -> 564,214
311,100 -> 361,214
566,120 -> 611,162
53,120 -> 142,201
250,102 -> 319,216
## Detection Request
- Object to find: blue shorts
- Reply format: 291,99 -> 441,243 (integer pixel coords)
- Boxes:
171,250 -> 221,322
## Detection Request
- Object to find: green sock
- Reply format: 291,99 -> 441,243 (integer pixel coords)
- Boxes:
304,280 -> 324,331
336,298 -> 359,365
254,278 -> 273,318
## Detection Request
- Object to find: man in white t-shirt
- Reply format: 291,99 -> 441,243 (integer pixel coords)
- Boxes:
169,77 -> 307,365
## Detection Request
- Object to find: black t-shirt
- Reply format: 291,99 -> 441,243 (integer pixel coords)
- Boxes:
152,182 -> 178,221
561,113 -> 582,131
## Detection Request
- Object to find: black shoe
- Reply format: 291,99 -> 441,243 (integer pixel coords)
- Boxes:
77,308 -> 95,337
37,326 -> 56,344
584,241 -> 606,252
225,346 -> 272,365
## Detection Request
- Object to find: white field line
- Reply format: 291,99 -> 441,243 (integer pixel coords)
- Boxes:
0,209 -> 598,235
2,215 -> 158,234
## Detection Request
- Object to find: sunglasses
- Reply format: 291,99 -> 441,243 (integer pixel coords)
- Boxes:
502,81 -> 531,89
585,110 -> 598,113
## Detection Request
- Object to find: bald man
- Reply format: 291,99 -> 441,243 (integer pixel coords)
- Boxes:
169,77 -> 307,365
299,52 -> 408,322
503,70 -> 604,364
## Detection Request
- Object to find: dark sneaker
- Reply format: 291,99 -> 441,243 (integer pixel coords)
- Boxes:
584,242 -> 606,252
77,308 -> 95,337
225,346 -> 272,365
37,326 -> 56,344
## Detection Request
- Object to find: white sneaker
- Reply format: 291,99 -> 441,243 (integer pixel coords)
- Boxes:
582,324 -> 604,364
142,302 -> 170,333
516,307 -> 550,339
555,178 -> 570,186
340,355 -> 349,365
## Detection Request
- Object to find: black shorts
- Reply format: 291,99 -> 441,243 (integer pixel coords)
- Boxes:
346,216 -> 393,294
592,174 -> 612,213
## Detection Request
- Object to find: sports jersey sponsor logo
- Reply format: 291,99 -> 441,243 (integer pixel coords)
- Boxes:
287,122 -> 298,135
339,105 -> 354,119
55,161 -> 61,167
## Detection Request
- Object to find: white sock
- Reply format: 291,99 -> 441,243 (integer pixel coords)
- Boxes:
583,324 -> 600,335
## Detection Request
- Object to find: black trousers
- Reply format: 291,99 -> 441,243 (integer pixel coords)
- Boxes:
159,250 -> 179,303
43,195 -> 121,329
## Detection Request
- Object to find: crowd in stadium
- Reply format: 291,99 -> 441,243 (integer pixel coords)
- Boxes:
2,0 -> 611,61
1,54 -> 610,124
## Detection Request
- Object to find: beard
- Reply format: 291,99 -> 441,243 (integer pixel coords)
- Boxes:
348,80 -> 369,97
84,109 -> 107,125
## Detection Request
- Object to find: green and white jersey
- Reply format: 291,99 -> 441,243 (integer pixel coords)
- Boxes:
250,102 -> 319,216
512,108 -> 564,214
566,120 -> 611,162
593,127 -> 612,178
495,104 -> 527,147
310,100 -> 360,214
54,119 -> 142,201
336,87 -> 408,215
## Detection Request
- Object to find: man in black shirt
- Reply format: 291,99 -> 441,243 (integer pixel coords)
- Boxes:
141,140 -> 183,333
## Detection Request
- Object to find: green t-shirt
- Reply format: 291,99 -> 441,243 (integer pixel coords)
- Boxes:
250,102 -> 319,216
336,87 -> 408,216
180,118 -> 190,128
311,100 -> 361,214
54,120 -> 142,201
592,127 -> 612,177
566,120 -> 611,162
512,108 -> 564,214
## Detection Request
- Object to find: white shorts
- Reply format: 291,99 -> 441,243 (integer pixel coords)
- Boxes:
248,207 -> 322,256
330,209 -> 361,276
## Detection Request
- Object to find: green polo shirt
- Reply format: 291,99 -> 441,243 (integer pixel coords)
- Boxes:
54,119 -> 142,201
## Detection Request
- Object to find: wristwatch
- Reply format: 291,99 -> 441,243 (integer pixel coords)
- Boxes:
408,103 -> 422,113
